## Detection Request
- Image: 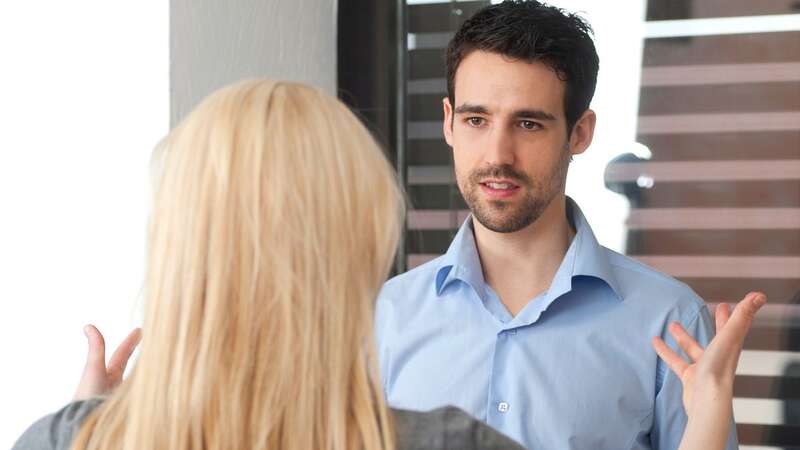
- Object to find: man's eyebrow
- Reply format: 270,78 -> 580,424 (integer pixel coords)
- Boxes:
454,103 -> 489,115
513,109 -> 557,121
453,103 -> 557,121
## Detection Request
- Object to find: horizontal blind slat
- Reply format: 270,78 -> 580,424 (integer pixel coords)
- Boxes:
643,31 -> 800,66
632,255 -> 800,278
637,131 -> 800,161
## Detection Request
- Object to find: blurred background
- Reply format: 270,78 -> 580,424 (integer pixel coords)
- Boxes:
0,1 -> 798,448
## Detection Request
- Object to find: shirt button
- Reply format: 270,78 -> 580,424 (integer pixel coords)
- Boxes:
498,402 -> 509,413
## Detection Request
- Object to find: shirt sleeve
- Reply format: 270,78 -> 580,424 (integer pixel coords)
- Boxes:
11,399 -> 103,450
650,304 -> 739,450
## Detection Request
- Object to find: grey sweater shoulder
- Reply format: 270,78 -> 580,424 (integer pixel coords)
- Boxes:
393,406 -> 525,450
12,399 -> 103,450
12,401 -> 524,450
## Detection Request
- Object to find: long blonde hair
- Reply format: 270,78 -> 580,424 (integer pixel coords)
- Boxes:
72,80 -> 403,450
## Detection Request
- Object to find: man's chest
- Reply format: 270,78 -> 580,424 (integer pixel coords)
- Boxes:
381,313 -> 658,449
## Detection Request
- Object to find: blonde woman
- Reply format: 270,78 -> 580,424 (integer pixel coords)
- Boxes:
13,79 -> 765,450
12,79 -> 522,450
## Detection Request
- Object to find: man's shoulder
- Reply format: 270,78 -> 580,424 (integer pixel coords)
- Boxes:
602,247 -> 705,311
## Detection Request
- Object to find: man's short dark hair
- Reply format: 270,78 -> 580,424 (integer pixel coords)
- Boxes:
446,0 -> 599,134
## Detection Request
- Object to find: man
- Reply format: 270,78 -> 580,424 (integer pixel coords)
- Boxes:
375,1 -> 738,449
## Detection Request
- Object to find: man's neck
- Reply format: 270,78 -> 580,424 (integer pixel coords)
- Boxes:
473,195 -> 575,317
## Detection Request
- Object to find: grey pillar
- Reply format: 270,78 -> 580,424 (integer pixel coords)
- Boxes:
170,0 -> 337,126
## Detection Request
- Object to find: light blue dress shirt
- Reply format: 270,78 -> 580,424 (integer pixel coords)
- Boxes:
376,199 -> 738,450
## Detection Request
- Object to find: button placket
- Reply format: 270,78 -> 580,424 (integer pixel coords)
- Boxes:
487,328 -> 514,426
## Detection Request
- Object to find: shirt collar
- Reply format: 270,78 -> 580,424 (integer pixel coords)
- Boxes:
434,216 -> 487,299
557,198 -> 623,300
434,197 -> 622,301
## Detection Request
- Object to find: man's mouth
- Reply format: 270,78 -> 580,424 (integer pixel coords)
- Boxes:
479,179 -> 520,198
483,181 -> 516,189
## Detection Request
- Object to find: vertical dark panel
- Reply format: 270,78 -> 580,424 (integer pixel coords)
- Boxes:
337,0 -> 401,161
337,0 -> 406,273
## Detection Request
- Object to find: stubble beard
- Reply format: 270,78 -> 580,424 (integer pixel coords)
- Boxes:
459,151 -> 570,234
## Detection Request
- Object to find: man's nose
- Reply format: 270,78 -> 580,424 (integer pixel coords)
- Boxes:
483,126 -> 516,167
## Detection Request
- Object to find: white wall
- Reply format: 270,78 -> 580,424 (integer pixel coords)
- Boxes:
547,0 -> 648,253
0,3 -> 169,448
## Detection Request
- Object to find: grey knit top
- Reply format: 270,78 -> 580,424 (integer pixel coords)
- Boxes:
12,399 -> 525,450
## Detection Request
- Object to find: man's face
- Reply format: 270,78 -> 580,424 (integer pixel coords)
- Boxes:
443,51 -> 592,233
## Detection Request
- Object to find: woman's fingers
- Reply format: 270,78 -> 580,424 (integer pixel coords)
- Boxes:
74,325 -> 109,400
82,324 -> 107,373
652,336 -> 689,379
74,325 -> 142,400
668,322 -> 705,362
107,328 -> 142,385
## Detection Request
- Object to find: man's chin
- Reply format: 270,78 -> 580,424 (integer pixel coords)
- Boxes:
472,210 -> 534,234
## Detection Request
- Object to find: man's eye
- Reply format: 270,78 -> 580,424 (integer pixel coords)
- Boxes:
520,120 -> 541,130
467,117 -> 484,127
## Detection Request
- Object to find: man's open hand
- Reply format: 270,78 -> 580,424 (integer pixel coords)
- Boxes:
652,291 -> 766,415
73,325 -> 142,400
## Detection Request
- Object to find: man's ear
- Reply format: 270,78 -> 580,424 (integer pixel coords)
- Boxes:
442,97 -> 454,147
568,109 -> 596,157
